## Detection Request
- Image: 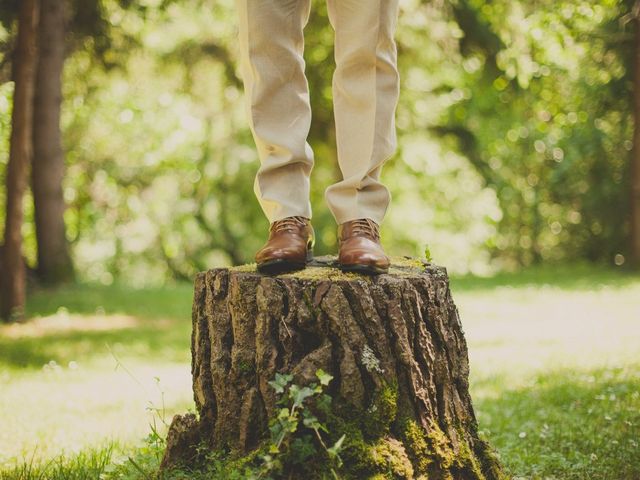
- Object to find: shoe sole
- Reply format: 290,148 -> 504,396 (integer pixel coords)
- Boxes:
257,249 -> 314,275
339,263 -> 389,275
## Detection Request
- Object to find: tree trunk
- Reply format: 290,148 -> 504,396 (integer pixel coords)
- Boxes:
1,0 -> 39,322
161,256 -> 505,479
32,0 -> 74,284
631,2 -> 640,267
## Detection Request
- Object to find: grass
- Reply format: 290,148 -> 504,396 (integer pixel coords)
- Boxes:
475,366 -> 640,479
0,283 -> 195,467
1,264 -> 639,479
0,282 -> 194,369
0,447 -> 114,480
449,261 -> 640,291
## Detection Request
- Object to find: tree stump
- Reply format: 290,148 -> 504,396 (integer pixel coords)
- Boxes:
161,256 -> 505,479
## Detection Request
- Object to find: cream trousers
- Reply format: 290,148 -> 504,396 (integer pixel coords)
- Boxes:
235,0 -> 400,225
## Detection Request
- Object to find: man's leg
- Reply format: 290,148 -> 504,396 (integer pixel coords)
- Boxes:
325,0 -> 400,226
235,0 -> 314,223
326,0 -> 400,274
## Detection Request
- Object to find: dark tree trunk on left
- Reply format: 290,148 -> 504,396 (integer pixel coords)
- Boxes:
631,2 -> 640,267
1,0 -> 39,322
32,0 -> 74,284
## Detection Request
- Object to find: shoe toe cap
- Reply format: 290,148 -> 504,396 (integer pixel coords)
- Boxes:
339,240 -> 389,268
256,243 -> 307,264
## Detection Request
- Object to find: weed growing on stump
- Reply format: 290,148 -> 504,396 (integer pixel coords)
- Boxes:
259,369 -> 346,479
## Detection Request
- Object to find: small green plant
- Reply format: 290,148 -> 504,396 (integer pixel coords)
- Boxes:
258,369 -> 346,480
101,432 -> 165,479
100,349 -> 169,479
423,244 -> 433,263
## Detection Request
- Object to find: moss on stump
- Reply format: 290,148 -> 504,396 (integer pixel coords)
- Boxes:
160,255 -> 505,479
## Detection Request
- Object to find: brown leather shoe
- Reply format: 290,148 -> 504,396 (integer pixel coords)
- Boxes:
255,216 -> 315,274
337,218 -> 390,275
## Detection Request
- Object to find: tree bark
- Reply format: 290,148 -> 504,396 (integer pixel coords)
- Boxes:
32,0 -> 74,284
1,0 -> 39,322
631,2 -> 640,267
161,257 -> 505,479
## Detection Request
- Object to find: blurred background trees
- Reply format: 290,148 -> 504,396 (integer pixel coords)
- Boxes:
1,0 -> 638,318
1,0 -> 39,320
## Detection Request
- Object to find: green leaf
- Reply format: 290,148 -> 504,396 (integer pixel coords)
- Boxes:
287,418 -> 298,433
317,393 -> 332,413
277,407 -> 290,420
315,368 -> 333,386
269,372 -> 294,394
290,436 -> 317,465
327,434 -> 346,457
277,372 -> 294,384
302,412 -> 320,429
267,380 -> 284,394
424,244 -> 433,263
269,422 -> 282,438
289,385 -> 315,408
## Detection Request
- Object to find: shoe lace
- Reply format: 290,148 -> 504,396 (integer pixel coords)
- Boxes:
350,218 -> 380,239
270,216 -> 309,234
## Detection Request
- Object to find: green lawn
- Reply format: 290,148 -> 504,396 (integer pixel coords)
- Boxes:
1,265 -> 639,479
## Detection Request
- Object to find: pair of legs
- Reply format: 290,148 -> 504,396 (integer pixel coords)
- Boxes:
235,0 -> 401,226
